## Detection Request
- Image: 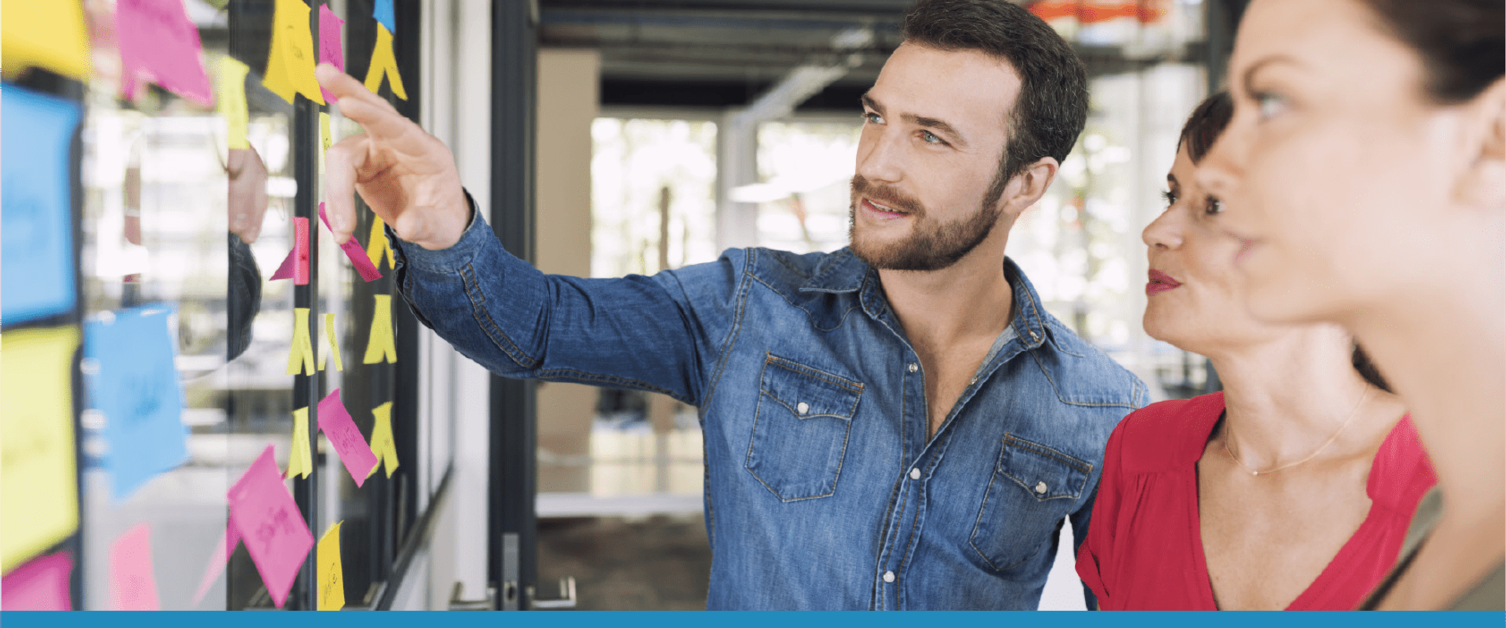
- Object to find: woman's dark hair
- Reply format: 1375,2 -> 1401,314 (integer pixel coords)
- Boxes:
901,0 -> 1089,206
1176,90 -> 1393,393
1360,0 -> 1504,104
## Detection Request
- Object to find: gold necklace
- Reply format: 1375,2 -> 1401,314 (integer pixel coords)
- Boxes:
1222,385 -> 1372,476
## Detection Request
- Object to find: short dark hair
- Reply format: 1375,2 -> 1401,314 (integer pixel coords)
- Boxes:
1175,90 -> 1393,393
901,0 -> 1089,205
1360,0 -> 1504,104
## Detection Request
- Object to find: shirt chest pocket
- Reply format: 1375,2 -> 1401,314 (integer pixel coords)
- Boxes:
744,354 -> 864,502
969,434 -> 1092,572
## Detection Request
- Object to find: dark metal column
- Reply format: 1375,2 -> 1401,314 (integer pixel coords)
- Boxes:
489,0 -> 539,613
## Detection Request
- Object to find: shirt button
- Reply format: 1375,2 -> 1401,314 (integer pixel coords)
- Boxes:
1035,481 -> 1048,494
883,571 -> 896,583
909,468 -> 920,480
796,402 -> 809,415
907,363 -> 918,373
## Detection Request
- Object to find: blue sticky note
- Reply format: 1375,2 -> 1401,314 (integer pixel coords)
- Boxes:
84,305 -> 190,501
2,86 -> 80,326
374,0 -> 395,34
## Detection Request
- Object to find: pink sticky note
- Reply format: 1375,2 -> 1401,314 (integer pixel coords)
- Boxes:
190,522 -> 240,607
293,217 -> 310,285
317,389 -> 379,487
116,0 -> 214,106
269,248 -> 296,281
2,552 -> 73,610
319,203 -> 383,281
317,5 -> 346,104
228,445 -> 315,609
109,524 -> 161,611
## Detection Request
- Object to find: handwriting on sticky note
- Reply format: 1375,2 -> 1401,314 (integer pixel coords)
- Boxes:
364,294 -> 398,364
363,24 -> 408,100
317,521 -> 345,611
317,389 -> 379,486
228,445 -> 314,609
287,307 -> 316,375
218,57 -> 250,150
319,313 -> 344,371
317,5 -> 345,104
2,87 -> 81,325
0,327 -> 79,573
286,407 -> 313,479
263,0 -> 325,105
319,203 -> 382,282
368,402 -> 399,479
367,215 -> 395,271
1,552 -> 73,610
116,0 -> 215,106
0,0 -> 90,80
109,524 -> 161,611
84,306 -> 191,501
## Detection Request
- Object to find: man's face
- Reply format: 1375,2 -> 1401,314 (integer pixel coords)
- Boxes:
850,42 -> 1021,271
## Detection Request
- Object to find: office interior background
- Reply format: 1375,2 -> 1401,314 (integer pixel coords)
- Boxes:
0,0 -> 1241,611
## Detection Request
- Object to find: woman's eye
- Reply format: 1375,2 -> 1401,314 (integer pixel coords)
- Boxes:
1161,190 -> 1178,206
1254,92 -> 1287,120
1205,197 -> 1225,215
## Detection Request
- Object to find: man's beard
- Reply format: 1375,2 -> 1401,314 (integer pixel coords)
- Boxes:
848,174 -> 1002,271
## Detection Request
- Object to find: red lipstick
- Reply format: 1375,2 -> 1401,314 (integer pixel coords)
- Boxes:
1146,269 -> 1181,296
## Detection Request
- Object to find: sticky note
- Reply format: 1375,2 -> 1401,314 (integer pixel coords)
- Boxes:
367,215 -> 396,271
228,445 -> 314,609
286,307 -> 316,376
2,552 -> 73,611
317,521 -> 344,611
0,327 -> 79,574
367,402 -> 399,479
189,524 -> 236,607
0,0 -> 90,80
84,306 -> 191,501
109,524 -> 161,611
317,389 -> 379,486
269,217 -> 311,283
286,407 -> 313,479
320,203 -> 383,282
319,313 -> 344,371
218,57 -> 251,150
317,5 -> 345,104
1,87 -> 80,325
374,0 -> 396,34
263,0 -> 325,105
116,0 -> 215,106
319,112 -> 332,179
364,294 -> 398,364
363,24 -> 408,100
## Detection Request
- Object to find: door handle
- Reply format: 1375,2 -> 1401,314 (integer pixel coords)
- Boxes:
529,576 -> 577,610
448,582 -> 496,611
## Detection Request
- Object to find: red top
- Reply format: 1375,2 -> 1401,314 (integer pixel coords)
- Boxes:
1076,392 -> 1437,610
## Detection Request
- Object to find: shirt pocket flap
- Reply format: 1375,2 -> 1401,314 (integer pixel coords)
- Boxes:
998,434 -> 1092,501
759,355 -> 863,420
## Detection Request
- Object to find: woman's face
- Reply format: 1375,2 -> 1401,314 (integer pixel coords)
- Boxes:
1196,0 -> 1478,326
1143,146 -> 1283,353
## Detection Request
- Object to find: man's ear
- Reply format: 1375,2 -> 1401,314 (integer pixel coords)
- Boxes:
1456,77 -> 1505,210
1000,156 -> 1059,218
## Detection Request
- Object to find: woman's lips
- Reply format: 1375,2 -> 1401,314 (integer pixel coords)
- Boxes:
1146,269 -> 1181,296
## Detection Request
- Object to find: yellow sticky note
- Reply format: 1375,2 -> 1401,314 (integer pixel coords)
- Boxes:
286,408 -> 312,479
287,307 -> 317,375
218,57 -> 251,150
318,112 -> 332,179
317,521 -> 344,611
366,402 -> 399,479
263,0 -> 326,105
318,313 -> 343,372
1,326 -> 81,573
362,24 -> 408,100
366,216 -> 395,271
0,0 -> 90,80
363,295 -> 397,364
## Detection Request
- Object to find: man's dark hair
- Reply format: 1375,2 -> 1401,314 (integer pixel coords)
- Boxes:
901,0 -> 1089,207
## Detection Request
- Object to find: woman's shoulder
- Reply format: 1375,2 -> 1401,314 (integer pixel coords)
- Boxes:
1367,414 -> 1439,509
1109,391 -> 1226,475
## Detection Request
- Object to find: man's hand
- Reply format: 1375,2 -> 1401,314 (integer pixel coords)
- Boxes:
315,63 -> 469,250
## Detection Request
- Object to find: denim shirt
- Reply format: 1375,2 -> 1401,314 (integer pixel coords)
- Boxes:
391,211 -> 1147,609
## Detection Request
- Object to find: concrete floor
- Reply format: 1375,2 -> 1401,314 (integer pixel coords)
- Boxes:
536,514 -> 712,610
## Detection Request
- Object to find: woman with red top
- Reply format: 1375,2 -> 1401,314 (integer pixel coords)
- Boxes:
1074,92 -> 1437,610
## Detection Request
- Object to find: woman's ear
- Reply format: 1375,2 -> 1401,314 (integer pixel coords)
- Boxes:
1456,77 -> 1506,210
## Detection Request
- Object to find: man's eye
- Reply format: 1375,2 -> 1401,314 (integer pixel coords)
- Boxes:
921,130 -> 944,145
863,112 -> 883,124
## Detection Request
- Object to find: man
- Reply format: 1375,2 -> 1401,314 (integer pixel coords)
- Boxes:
317,0 -> 1145,610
